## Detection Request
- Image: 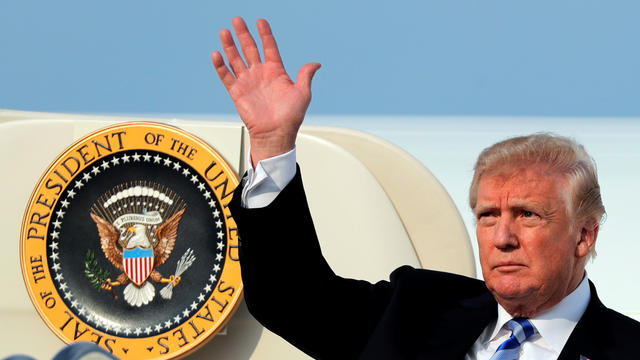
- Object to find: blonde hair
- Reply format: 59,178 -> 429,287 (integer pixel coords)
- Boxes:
469,133 -> 605,227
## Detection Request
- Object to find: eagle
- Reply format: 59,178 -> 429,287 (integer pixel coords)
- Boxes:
89,208 -> 186,307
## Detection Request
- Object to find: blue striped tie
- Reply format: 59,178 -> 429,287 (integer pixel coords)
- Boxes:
489,318 -> 537,360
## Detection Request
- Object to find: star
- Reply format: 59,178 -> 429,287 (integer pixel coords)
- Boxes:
155,324 -> 162,332
50,231 -> 60,239
204,284 -> 212,292
64,291 -> 72,300
74,180 -> 84,189
190,175 -> 198,183
67,189 -> 76,199
190,301 -> 198,310
121,154 -> 131,163
132,152 -> 141,161
71,299 -> 79,308
104,323 -> 112,332
197,183 -> 205,191
197,293 -> 205,302
49,241 -> 59,250
55,272 -> 64,281
182,308 -> 190,317
212,209 -> 220,218
182,168 -> 191,177
153,154 -> 162,163
164,320 -> 172,329
217,231 -> 224,240
100,161 -> 110,170
144,327 -> 152,335
113,326 -> 121,335
82,172 -> 91,181
134,328 -> 142,336
110,157 -> 120,166
209,274 -> 217,283
203,191 -> 211,199
60,199 -> 70,208
216,220 -> 223,228
173,315 -> 181,324
209,200 -> 216,208
59,282 -> 68,291
124,328 -> 131,336
217,241 -> 224,250
215,253 -> 223,261
163,157 -> 172,166
213,264 -> 221,273
78,307 -> 86,316
91,166 -> 100,175
173,162 -> 181,171
52,262 -> 61,272
50,252 -> 59,261
143,153 -> 152,162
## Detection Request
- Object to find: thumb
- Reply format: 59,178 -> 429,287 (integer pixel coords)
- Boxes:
296,62 -> 322,92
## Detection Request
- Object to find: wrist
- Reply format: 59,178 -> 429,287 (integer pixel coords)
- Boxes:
249,134 -> 296,168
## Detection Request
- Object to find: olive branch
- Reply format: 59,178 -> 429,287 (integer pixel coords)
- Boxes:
84,250 -> 117,299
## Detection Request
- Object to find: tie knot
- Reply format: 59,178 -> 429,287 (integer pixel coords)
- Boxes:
505,318 -> 537,344
489,318 -> 538,359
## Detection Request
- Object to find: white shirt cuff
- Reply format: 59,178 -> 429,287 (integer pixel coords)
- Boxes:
241,148 -> 297,208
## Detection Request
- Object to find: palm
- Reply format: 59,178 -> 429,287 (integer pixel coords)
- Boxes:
231,62 -> 307,137
212,17 -> 320,164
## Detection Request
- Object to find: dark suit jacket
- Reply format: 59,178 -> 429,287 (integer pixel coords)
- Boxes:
230,168 -> 640,359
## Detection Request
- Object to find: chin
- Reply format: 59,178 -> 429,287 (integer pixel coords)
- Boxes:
486,275 -> 535,300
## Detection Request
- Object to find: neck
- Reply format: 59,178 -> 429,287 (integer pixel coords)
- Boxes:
498,269 -> 586,318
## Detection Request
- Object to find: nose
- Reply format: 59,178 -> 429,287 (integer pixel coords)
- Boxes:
493,216 -> 519,250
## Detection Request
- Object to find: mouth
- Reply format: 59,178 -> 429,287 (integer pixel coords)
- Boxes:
493,263 -> 525,272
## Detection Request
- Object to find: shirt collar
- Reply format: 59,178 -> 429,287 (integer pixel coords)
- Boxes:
489,274 -> 591,353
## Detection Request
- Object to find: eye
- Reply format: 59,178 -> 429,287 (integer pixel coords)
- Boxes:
476,210 -> 498,226
520,210 -> 541,220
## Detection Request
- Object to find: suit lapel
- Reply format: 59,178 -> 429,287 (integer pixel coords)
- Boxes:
557,281 -> 608,360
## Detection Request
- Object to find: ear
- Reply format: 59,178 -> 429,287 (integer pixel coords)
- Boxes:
575,219 -> 599,258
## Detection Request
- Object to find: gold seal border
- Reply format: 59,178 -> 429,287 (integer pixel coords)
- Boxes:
20,122 -> 243,360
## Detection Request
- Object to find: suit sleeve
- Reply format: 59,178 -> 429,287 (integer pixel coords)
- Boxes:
230,166 -> 395,359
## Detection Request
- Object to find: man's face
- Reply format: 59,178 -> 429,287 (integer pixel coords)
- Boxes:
475,164 -> 586,316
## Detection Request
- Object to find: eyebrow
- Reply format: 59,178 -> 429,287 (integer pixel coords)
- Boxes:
474,200 -> 545,214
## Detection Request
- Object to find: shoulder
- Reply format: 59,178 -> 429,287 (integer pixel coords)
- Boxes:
586,280 -> 640,335
566,281 -> 640,358
388,265 -> 488,302
597,303 -> 640,336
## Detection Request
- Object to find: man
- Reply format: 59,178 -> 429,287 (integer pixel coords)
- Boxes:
212,17 -> 640,359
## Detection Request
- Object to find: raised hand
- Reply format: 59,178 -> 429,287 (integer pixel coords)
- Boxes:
212,17 -> 321,167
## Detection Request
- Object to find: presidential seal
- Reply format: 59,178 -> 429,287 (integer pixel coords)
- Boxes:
20,123 -> 242,359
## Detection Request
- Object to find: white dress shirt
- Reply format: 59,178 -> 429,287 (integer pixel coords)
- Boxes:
466,275 -> 591,359
241,148 -> 297,208
242,148 -> 592,359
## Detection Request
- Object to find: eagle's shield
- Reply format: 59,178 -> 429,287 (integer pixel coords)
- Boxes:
123,247 -> 154,286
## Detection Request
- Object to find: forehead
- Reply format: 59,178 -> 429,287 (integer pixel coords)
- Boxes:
476,164 -> 570,207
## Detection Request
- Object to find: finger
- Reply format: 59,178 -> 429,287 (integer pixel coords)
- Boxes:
257,18 -> 283,64
211,51 -> 236,91
219,28 -> 247,76
232,16 -> 262,66
296,62 -> 322,93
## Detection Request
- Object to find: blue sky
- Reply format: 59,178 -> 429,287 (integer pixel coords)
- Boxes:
2,1 -> 640,116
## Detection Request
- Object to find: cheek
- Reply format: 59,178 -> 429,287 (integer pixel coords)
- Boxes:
476,228 -> 490,252
520,229 -> 573,272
